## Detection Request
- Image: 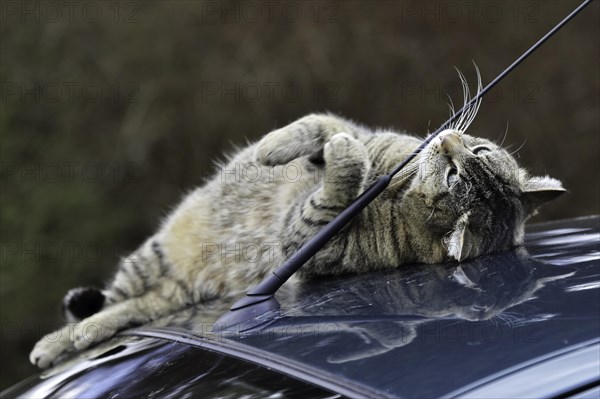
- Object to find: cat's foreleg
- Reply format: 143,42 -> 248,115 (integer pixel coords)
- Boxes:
283,133 -> 371,276
256,113 -> 367,165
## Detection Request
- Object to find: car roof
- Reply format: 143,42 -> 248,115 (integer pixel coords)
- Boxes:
6,216 -> 600,398
213,215 -> 600,397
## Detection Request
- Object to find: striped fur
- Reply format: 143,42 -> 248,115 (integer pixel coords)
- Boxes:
30,113 -> 564,368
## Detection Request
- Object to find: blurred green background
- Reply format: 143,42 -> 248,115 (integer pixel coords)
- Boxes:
1,0 -> 598,389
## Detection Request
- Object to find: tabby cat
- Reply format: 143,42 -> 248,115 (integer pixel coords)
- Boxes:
30,108 -> 564,368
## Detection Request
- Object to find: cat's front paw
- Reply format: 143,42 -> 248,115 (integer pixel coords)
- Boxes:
72,316 -> 119,350
324,133 -> 369,174
255,128 -> 304,166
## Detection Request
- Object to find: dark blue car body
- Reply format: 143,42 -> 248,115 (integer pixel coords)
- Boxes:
3,216 -> 599,398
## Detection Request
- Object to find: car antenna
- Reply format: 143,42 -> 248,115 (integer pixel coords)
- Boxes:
214,0 -> 594,332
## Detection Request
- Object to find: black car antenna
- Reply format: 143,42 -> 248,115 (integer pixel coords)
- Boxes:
214,0 -> 594,332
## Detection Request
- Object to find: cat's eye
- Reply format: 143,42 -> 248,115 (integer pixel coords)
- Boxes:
446,166 -> 459,187
472,145 -> 492,155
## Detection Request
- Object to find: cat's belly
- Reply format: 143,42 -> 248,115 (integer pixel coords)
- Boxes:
158,153 -> 319,297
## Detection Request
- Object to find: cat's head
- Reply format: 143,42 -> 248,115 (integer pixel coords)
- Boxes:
402,129 -> 565,263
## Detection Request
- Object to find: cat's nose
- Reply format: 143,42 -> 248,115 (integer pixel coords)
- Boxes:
439,131 -> 463,155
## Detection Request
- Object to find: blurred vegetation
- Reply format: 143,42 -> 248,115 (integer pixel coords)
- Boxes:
1,0 -> 598,389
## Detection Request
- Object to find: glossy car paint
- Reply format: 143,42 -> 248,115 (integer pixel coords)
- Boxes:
3,216 -> 599,398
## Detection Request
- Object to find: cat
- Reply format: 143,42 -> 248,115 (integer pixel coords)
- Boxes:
29,109 -> 565,368
31,248 -> 574,372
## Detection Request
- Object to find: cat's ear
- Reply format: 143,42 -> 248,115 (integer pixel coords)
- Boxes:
446,213 -> 474,262
521,175 -> 566,216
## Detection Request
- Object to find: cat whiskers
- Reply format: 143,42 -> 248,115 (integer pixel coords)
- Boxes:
448,63 -> 483,135
388,169 -> 419,190
494,311 -> 526,328
465,180 -> 473,197
496,121 -> 510,148
446,92 -> 456,123
388,163 -> 420,190
456,179 -> 473,198
425,206 -> 436,223
508,137 -> 528,156
453,68 -> 471,132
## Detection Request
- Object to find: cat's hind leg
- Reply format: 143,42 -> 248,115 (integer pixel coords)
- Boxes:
62,238 -> 168,323
31,239 -> 175,367
256,113 -> 368,166
30,282 -> 188,368
30,285 -> 182,368
30,324 -> 76,369
71,281 -> 187,351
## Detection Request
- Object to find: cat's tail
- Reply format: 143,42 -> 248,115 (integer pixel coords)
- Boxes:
62,287 -> 105,322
